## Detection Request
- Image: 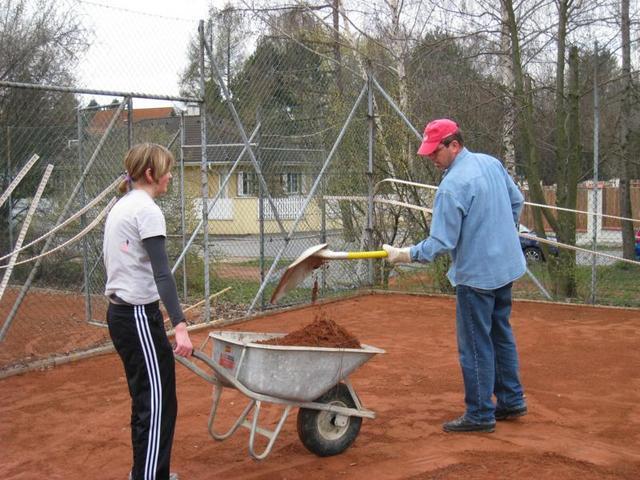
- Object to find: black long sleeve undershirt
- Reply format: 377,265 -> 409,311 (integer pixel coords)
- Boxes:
142,235 -> 185,327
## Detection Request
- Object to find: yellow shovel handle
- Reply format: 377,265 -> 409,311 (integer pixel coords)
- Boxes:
346,250 -> 388,259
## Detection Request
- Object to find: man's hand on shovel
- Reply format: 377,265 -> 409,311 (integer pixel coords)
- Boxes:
382,244 -> 413,264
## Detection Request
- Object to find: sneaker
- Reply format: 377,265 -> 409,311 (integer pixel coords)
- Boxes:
442,416 -> 495,433
495,405 -> 528,421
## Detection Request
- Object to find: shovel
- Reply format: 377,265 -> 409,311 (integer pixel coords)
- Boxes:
270,243 -> 387,304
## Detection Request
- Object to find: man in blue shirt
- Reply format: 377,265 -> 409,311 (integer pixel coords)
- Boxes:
383,119 -> 528,433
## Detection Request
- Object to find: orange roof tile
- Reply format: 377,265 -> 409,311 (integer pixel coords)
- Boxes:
88,107 -> 174,133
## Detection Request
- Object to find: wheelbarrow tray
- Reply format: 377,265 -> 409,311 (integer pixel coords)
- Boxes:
210,331 -> 384,402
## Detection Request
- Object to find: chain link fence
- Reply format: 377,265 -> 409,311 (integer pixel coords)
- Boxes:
1,2 -> 639,374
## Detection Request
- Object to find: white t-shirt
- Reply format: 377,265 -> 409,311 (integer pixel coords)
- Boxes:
103,189 -> 166,305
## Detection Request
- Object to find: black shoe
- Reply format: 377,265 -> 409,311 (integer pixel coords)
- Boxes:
495,405 -> 527,421
443,416 -> 495,433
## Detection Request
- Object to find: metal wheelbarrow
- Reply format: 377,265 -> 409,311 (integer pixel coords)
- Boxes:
176,331 -> 384,460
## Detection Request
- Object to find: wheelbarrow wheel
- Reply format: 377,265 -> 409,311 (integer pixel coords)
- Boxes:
296,383 -> 362,457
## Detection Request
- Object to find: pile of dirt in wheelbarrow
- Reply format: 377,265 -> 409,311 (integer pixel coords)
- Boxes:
258,313 -> 361,349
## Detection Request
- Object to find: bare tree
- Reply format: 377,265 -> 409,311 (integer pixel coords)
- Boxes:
0,0 -> 87,84
500,2 -> 518,177
619,0 -> 635,259
0,0 -> 89,251
180,2 -> 249,96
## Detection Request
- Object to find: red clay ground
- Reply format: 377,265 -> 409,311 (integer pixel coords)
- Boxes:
1,293 -> 640,479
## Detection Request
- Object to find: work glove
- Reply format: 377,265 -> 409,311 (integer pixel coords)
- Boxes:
382,244 -> 412,264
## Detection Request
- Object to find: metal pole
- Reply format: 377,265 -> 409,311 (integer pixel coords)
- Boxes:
371,76 -> 422,141
6,125 -> 12,251
179,112 -> 187,300
525,268 -> 552,300
590,41 -> 600,304
199,22 -> 211,322
257,110 -> 265,310
320,150 -> 327,295
0,80 -> 201,104
78,105 -> 92,323
366,69 -> 375,286
127,97 -> 133,147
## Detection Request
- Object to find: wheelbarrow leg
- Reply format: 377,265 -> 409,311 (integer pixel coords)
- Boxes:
208,383 -> 256,441
247,400 -> 292,460
344,378 -> 364,411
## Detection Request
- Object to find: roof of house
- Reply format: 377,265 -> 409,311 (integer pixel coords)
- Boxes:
182,115 -> 324,166
87,107 -> 175,133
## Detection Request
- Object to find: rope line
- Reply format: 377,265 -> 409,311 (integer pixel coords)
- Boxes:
378,178 -> 640,224
0,198 -> 117,270
520,233 -> 640,267
330,183 -> 640,266
0,176 -> 121,263
324,195 -> 433,214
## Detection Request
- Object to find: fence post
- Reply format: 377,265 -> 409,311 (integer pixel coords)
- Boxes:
78,103 -> 92,323
5,125 -> 13,251
198,21 -> 211,322
179,111 -> 188,301
590,41 -> 600,304
366,68 -> 375,286
257,109 -> 265,310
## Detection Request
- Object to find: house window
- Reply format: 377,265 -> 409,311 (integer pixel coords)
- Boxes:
238,171 -> 258,196
282,172 -> 302,195
219,169 -> 229,197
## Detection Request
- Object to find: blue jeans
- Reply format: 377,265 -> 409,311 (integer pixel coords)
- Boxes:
455,283 -> 525,423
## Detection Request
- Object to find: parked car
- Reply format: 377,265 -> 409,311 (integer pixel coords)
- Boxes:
635,229 -> 640,260
518,224 -> 559,263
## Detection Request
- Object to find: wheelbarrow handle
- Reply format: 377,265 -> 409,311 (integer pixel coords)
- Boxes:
175,349 -> 218,384
176,349 -> 248,393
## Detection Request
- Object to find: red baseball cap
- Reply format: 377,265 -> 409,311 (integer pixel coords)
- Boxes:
417,119 -> 459,156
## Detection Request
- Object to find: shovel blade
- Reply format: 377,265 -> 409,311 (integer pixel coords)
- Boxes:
270,243 -> 328,304
270,255 -> 325,304
269,243 -> 387,304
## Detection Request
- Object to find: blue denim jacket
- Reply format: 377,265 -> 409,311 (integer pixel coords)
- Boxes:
410,148 -> 526,289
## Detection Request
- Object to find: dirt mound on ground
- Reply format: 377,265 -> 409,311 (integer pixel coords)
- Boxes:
258,312 -> 361,348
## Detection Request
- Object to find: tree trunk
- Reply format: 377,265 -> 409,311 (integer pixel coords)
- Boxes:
500,2 -> 517,178
550,0 -> 577,297
554,0 -> 568,204
332,0 -> 343,96
619,0 -> 634,259
554,46 -> 580,297
501,0 -> 559,237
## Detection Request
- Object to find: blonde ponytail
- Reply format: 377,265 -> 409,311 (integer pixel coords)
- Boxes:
119,143 -> 175,194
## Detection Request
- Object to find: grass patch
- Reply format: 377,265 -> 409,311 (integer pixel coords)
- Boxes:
232,257 -> 291,269
574,262 -> 640,307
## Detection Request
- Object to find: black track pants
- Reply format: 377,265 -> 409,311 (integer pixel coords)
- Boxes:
107,302 -> 177,480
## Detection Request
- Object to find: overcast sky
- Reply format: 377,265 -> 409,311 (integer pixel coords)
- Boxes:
77,0 -> 223,108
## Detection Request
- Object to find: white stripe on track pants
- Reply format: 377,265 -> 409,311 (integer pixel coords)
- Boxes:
108,301 -> 177,480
